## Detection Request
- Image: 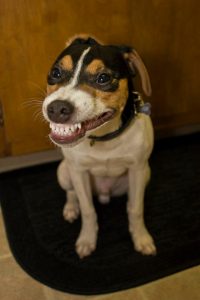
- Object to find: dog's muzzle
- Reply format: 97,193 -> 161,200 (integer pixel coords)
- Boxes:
48,109 -> 115,146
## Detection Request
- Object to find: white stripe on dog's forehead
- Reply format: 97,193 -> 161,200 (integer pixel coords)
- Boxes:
69,47 -> 91,88
43,47 -> 92,115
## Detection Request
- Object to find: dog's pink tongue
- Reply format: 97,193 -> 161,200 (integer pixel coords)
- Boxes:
84,111 -> 114,131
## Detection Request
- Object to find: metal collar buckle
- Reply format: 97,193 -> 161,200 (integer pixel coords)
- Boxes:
133,91 -> 151,116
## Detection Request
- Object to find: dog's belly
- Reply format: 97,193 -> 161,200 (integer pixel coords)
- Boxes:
92,172 -> 128,197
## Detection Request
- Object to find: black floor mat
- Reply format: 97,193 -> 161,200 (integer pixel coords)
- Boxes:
0,133 -> 200,295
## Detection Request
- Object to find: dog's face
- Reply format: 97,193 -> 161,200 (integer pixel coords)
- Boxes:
42,35 -> 151,147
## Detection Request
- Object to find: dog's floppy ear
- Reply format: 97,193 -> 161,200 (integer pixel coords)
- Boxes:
65,34 -> 101,48
119,46 -> 152,96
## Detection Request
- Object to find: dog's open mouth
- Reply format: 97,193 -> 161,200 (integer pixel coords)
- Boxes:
49,110 -> 115,145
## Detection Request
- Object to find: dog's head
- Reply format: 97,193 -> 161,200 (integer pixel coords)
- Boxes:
42,34 -> 151,147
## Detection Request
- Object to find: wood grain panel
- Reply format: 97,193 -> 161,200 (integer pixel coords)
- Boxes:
129,0 -> 200,130
0,0 -> 199,156
0,0 -> 133,156
0,128 -> 7,157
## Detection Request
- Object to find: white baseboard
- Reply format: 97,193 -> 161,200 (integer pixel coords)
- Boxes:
0,149 -> 62,173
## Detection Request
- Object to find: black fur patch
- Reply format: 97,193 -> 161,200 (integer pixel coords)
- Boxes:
47,40 -> 134,89
79,72 -> 119,92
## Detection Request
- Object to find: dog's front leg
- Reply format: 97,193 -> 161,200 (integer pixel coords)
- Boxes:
69,168 -> 98,258
127,163 -> 156,255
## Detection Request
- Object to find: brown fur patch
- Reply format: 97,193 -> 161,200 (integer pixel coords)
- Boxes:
47,84 -> 60,95
97,79 -> 128,112
85,59 -> 105,74
79,79 -> 128,113
60,55 -> 73,71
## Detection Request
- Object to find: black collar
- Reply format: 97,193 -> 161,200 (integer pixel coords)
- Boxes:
88,92 -> 151,145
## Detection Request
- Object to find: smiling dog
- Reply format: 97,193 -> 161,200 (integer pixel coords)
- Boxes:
42,35 -> 156,258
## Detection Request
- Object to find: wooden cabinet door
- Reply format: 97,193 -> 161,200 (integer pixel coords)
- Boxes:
130,0 -> 200,134
0,0 -> 199,156
0,0 -> 133,156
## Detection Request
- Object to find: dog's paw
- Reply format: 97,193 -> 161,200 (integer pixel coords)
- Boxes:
75,236 -> 97,259
63,202 -> 80,223
132,230 -> 157,256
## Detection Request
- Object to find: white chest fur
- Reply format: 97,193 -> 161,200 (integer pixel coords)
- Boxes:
61,114 -> 154,177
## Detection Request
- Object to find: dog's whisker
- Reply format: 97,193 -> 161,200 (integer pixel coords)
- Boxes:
27,81 -> 47,97
32,109 -> 45,121
32,111 -> 41,121
20,99 -> 43,110
21,103 -> 43,110
22,98 -> 43,102
33,113 -> 45,122
24,98 -> 43,103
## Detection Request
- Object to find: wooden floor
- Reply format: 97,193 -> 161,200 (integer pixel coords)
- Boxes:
0,211 -> 199,300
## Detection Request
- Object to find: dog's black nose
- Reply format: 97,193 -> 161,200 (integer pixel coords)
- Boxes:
47,100 -> 74,123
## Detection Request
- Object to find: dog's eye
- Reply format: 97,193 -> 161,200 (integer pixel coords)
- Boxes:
51,67 -> 62,79
48,67 -> 63,84
96,73 -> 111,85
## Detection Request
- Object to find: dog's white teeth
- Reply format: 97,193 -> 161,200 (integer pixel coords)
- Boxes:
67,128 -> 73,135
70,125 -> 75,132
64,125 -> 70,134
60,127 -> 64,134
50,122 -> 81,136
75,123 -> 81,130
50,123 -> 55,130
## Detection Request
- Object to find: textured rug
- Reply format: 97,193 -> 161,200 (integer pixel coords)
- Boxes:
0,133 -> 200,295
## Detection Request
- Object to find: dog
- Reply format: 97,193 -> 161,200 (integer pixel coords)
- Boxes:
42,34 -> 156,258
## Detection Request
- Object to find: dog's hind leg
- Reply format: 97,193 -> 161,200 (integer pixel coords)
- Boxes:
57,160 -> 80,223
